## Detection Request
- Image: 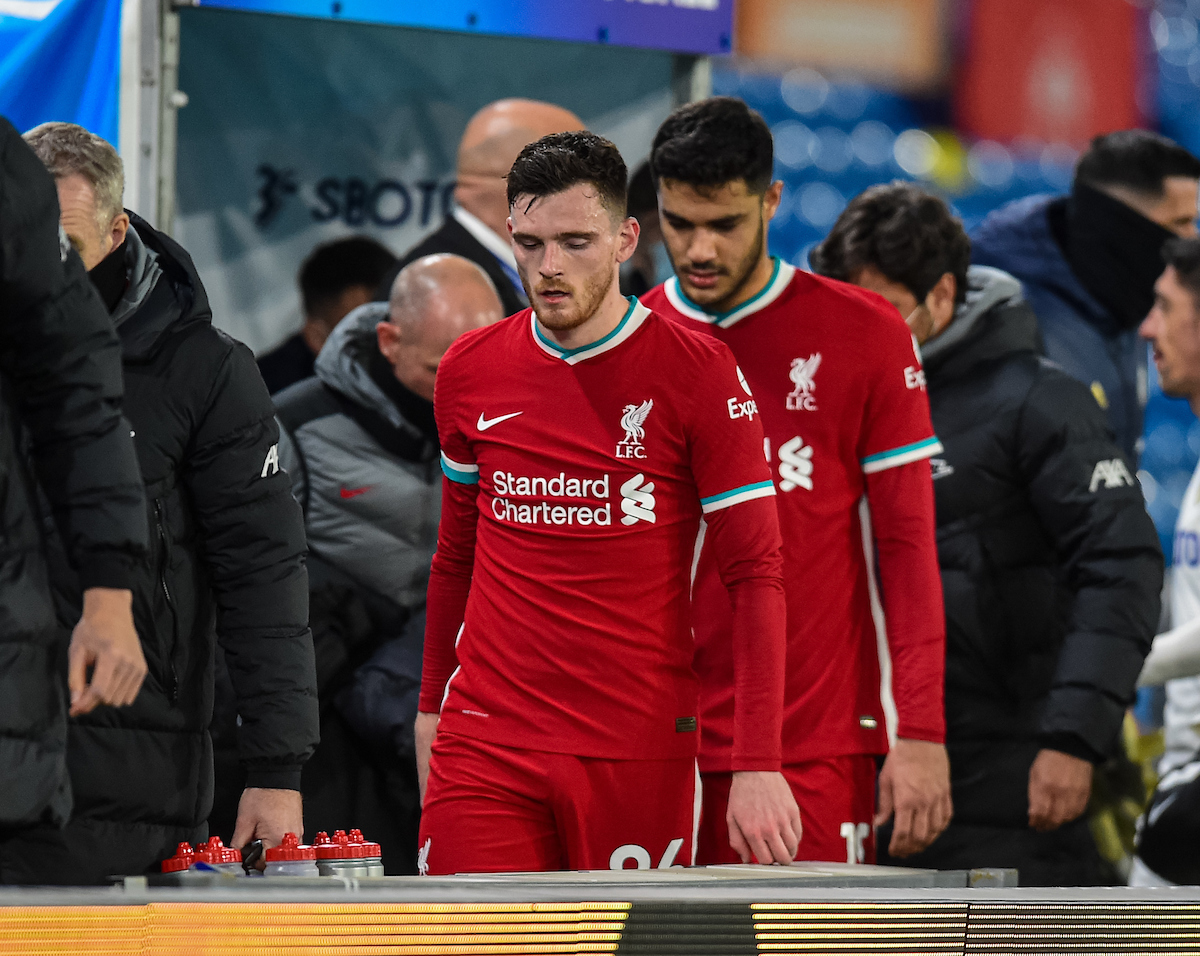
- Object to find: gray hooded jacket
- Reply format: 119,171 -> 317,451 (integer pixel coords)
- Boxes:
275,302 -> 441,610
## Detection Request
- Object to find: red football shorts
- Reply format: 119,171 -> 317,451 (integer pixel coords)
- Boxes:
696,754 -> 877,865
418,732 -> 698,875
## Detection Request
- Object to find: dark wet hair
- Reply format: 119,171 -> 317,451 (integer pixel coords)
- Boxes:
811,181 -> 970,305
651,97 -> 774,195
506,130 -> 627,218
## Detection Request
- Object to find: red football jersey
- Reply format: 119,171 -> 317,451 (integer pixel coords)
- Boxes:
419,298 -> 787,766
643,261 -> 945,770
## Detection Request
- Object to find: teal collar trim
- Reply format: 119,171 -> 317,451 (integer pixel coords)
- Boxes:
665,258 -> 796,329
531,297 -> 649,365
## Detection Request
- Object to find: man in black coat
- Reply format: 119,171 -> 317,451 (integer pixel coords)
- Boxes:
5,122 -> 319,885
812,182 -> 1163,885
374,98 -> 582,315
0,118 -> 149,871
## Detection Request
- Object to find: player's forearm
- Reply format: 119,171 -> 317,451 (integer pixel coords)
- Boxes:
865,461 -> 947,743
1139,616 -> 1200,686
419,562 -> 469,712
707,499 -> 787,771
729,577 -> 787,770
415,710 -> 439,805
418,478 -> 477,712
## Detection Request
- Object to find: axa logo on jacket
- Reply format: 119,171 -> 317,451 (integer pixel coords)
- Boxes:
261,444 -> 280,478
1089,458 -> 1134,493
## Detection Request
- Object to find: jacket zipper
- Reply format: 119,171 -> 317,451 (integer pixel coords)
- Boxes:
154,499 -> 179,702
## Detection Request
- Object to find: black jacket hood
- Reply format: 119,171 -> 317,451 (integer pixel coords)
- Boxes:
115,212 -> 212,362
922,265 -> 1040,383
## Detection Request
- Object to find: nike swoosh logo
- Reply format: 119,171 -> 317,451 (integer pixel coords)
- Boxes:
477,411 -> 523,431
340,486 -> 372,499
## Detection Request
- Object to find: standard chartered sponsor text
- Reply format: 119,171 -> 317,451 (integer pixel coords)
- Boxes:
491,471 -> 613,526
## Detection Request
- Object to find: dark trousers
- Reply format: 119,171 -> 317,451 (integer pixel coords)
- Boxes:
877,817 -> 1111,886
0,817 -> 204,885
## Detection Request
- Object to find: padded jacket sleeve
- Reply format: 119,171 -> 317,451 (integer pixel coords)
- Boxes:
1017,368 -> 1162,762
0,119 -> 147,588
183,338 -> 318,789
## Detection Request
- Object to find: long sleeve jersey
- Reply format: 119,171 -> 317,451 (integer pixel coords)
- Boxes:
419,300 -> 788,769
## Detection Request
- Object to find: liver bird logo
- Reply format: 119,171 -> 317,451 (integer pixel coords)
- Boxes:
786,353 -> 822,410
790,353 -> 821,395
620,400 -> 654,445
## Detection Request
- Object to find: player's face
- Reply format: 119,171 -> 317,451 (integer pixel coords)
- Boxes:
1142,265 -> 1200,400
849,265 -> 957,345
657,178 -> 782,312
508,183 -> 638,331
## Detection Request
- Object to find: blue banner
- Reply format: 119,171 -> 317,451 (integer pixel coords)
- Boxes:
195,0 -> 731,55
0,0 -> 121,141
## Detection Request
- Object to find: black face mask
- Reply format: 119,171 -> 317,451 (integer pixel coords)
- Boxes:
1064,182 -> 1176,331
87,239 -> 128,315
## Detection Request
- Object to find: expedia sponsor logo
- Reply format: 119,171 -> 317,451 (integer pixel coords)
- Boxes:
727,396 -> 758,420
490,471 -> 612,526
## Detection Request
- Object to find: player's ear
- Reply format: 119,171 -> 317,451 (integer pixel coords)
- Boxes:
506,216 -> 514,236
377,320 -> 401,359
926,272 -> 957,336
616,215 -> 641,265
762,181 -> 784,224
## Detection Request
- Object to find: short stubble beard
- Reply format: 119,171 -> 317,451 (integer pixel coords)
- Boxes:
677,211 -> 767,314
525,263 -> 616,333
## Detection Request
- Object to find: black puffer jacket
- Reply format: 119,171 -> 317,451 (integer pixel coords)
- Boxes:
0,119 -> 147,832
926,267 -> 1161,824
6,213 -> 318,885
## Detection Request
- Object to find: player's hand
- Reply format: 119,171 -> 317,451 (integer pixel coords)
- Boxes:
874,737 -> 952,858
727,770 -> 801,864
415,710 -> 440,805
68,587 -> 147,716
231,787 -> 304,852
1028,749 -> 1093,832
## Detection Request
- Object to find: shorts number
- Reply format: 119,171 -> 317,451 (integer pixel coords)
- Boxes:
609,838 -> 684,870
839,822 -> 870,864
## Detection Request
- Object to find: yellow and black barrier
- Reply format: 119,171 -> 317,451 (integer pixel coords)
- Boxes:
2,867 -> 1200,955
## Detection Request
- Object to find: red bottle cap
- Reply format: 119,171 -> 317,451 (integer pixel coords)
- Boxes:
348,828 -> 382,859
313,829 -> 351,860
264,832 -> 316,862
161,842 -> 194,873
193,836 -> 241,865
313,831 -> 344,860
